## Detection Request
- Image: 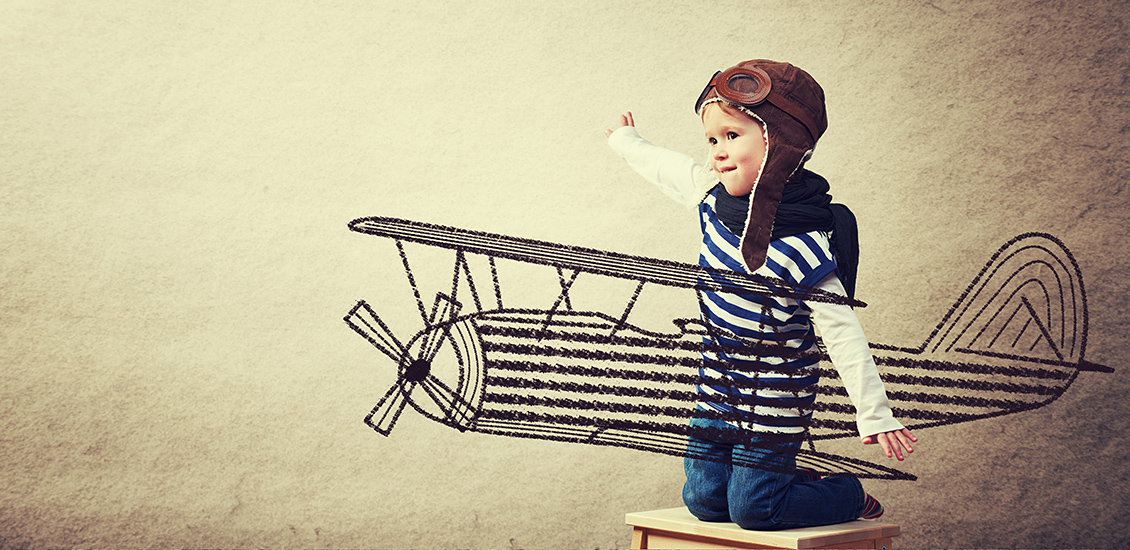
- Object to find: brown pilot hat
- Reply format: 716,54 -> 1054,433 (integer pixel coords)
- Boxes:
695,60 -> 828,273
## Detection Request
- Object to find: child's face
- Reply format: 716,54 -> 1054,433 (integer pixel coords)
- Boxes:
702,103 -> 767,196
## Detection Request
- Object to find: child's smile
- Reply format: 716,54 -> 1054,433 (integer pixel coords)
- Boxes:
701,103 -> 767,197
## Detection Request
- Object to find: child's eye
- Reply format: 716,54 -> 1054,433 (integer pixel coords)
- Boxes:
727,131 -> 739,140
708,137 -> 717,145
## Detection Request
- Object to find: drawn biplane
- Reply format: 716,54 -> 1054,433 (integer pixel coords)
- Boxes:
344,216 -> 1113,481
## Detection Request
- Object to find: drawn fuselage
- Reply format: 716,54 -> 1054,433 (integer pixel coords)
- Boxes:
344,217 -> 1112,481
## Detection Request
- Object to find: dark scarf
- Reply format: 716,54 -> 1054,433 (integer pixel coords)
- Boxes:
714,170 -> 860,299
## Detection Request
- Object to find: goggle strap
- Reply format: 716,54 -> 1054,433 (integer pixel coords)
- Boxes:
694,71 -> 722,114
764,89 -> 822,143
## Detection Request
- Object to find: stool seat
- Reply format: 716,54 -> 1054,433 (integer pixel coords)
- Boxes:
626,507 -> 899,549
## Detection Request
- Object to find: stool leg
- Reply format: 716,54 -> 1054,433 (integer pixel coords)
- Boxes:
632,527 -> 647,549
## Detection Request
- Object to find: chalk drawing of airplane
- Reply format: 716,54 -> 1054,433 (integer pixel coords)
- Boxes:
343,216 -> 1113,481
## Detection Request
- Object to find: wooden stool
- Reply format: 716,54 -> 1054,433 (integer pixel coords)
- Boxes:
626,507 -> 899,549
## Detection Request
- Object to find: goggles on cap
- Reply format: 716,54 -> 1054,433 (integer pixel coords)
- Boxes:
694,65 -> 822,142
694,66 -> 772,113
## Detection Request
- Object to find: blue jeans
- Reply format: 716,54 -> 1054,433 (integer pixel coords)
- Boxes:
682,414 -> 865,530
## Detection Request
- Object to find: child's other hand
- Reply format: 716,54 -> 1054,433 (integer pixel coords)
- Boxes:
862,428 -> 917,461
604,111 -> 635,138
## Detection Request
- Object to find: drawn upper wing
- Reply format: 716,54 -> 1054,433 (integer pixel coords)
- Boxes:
348,216 -> 863,307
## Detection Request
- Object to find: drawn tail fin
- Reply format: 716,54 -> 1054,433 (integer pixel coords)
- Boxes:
866,234 -> 1113,434
923,233 -> 1088,365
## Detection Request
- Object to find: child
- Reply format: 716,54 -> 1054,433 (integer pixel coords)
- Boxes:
605,59 -> 917,530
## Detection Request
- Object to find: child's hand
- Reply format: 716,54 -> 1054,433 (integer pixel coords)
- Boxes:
604,111 -> 635,138
862,428 -> 917,461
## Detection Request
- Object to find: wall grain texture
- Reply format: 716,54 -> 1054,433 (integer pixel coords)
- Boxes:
2,1 -> 1128,548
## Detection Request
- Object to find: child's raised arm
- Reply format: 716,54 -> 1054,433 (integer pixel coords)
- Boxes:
604,111 -> 635,138
605,111 -> 711,207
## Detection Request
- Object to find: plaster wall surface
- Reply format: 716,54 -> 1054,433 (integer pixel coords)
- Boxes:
2,1 -> 1128,548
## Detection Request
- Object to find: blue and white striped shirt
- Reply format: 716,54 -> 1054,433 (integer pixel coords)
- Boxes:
697,186 -> 837,434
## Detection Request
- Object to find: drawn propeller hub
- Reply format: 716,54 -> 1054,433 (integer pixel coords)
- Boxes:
403,357 -> 431,383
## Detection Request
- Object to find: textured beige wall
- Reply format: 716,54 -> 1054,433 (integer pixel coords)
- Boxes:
2,1 -> 1128,548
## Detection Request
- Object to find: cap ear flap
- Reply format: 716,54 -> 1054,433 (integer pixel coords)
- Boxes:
737,105 -> 812,273
739,171 -> 785,272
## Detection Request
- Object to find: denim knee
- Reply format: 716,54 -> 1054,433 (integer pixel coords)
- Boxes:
731,476 -> 867,530
683,488 -> 730,522
731,511 -> 778,531
727,495 -> 780,530
683,458 -> 731,522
